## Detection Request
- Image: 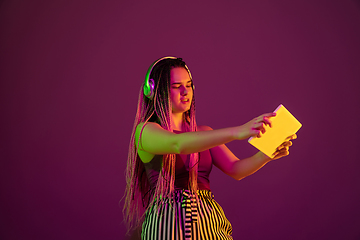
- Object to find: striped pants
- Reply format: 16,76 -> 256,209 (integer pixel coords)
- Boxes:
141,190 -> 233,240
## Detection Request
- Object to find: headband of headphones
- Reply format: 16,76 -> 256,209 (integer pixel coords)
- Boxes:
143,56 -> 192,99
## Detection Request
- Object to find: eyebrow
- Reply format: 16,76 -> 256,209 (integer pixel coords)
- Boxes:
171,80 -> 192,85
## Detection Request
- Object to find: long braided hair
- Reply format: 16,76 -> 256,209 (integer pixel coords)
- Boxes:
123,58 -> 198,233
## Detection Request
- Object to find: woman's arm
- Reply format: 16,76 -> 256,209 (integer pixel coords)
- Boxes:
135,113 -> 276,163
206,123 -> 296,180
211,146 -> 271,181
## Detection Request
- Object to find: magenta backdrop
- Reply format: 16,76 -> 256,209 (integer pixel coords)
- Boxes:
1,1 -> 360,239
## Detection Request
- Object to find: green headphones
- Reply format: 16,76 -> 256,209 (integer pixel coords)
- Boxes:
143,56 -> 193,100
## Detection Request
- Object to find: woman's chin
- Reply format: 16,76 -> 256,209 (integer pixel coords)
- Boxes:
172,107 -> 190,114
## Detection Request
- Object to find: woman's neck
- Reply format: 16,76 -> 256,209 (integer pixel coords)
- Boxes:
171,112 -> 184,131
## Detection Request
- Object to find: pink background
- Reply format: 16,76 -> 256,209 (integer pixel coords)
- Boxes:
1,0 -> 360,239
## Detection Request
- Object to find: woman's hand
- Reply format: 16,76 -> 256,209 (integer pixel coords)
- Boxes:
236,113 -> 277,140
271,134 -> 297,160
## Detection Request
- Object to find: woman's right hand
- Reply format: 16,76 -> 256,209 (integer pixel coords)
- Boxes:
236,113 -> 276,140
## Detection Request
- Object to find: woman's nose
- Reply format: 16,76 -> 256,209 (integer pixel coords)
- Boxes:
181,86 -> 188,95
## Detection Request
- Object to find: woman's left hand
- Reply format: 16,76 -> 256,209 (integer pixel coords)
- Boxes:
271,134 -> 297,160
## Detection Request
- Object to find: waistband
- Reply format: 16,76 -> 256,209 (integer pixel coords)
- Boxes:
174,189 -> 214,200
151,190 -> 215,240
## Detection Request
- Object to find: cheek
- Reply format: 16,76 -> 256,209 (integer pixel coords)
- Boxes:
170,90 -> 178,102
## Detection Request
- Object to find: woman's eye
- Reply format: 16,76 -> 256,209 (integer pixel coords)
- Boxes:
172,85 -> 191,89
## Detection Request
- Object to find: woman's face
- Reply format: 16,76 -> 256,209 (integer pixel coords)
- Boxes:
170,67 -> 193,114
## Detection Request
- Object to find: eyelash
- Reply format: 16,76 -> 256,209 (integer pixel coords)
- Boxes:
173,85 -> 192,89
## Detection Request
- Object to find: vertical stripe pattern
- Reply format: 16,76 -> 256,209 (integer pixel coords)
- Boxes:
141,190 -> 233,240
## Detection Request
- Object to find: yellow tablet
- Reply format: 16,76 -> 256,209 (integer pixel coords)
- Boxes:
248,104 -> 302,158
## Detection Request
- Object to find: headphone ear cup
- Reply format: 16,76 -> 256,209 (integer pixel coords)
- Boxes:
144,78 -> 155,99
149,79 -> 155,97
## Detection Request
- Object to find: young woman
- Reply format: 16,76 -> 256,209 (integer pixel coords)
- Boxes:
124,57 -> 295,240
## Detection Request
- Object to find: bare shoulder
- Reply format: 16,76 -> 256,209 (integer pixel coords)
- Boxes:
136,122 -> 162,133
135,122 -> 160,144
135,122 -> 174,146
197,125 -> 213,131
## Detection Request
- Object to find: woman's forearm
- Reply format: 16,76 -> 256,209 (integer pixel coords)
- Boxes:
174,112 -> 275,155
231,152 -> 271,181
174,127 -> 239,154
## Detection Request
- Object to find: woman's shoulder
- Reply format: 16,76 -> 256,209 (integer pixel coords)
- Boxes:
136,123 -> 213,132
197,125 -> 213,131
136,121 -> 161,132
135,122 -> 174,142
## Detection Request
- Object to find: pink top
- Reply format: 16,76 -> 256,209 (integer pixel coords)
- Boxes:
143,130 -> 212,191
